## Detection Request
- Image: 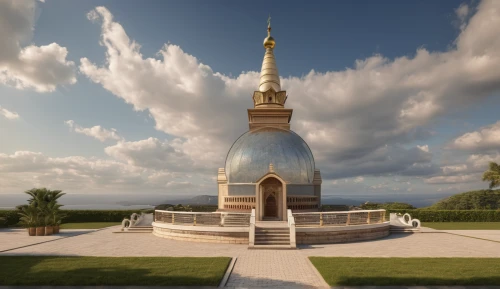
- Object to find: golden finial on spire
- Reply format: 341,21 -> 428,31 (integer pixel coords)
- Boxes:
263,14 -> 275,49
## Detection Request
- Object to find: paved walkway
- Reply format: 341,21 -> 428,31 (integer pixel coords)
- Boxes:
2,226 -> 500,288
300,231 -> 500,258
442,230 -> 500,242
0,228 -> 96,253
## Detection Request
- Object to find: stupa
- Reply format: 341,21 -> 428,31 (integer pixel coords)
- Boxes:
217,18 -> 322,221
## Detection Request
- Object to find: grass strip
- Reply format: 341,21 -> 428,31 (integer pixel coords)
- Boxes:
309,257 -> 500,286
422,222 -> 500,230
60,222 -> 121,229
0,256 -> 231,286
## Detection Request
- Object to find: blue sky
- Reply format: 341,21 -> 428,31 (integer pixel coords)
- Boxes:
1,0 -> 500,203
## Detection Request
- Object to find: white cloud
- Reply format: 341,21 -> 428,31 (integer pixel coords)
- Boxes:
0,150 -> 204,194
0,106 -> 19,120
452,121 -> 500,151
466,153 -> 500,170
104,137 -> 196,171
456,3 -> 470,26
65,120 -> 122,142
370,182 -> 388,190
79,1 -> 500,182
417,145 -> 430,153
0,0 -> 76,92
441,164 -> 468,175
353,176 -> 364,183
425,173 -> 480,184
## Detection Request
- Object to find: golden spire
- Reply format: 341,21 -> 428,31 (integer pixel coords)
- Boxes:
263,15 -> 275,49
258,15 -> 280,92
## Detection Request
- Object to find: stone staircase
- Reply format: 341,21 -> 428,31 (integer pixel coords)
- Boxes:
389,225 -> 420,233
252,223 -> 294,249
115,226 -> 153,233
125,226 -> 153,233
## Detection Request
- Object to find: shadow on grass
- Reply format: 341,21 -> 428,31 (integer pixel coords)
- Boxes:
0,256 -> 229,286
334,276 -> 500,286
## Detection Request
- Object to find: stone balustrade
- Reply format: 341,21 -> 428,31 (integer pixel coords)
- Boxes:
155,210 -> 251,227
292,209 -> 386,227
287,196 -> 319,211
223,196 -> 256,211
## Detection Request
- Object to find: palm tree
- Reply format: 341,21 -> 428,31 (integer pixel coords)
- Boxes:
482,162 -> 500,189
22,188 -> 66,234
18,205 -> 39,227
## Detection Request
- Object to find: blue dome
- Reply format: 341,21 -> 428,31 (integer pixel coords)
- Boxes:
225,127 -> 315,183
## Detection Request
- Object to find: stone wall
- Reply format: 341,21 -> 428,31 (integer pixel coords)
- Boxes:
296,224 -> 389,244
153,226 -> 249,244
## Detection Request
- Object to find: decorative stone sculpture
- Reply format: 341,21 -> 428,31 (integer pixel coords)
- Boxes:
389,213 -> 421,232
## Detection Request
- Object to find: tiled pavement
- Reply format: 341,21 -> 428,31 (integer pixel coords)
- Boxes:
2,227 -> 500,288
442,230 -> 500,242
0,228 -> 96,253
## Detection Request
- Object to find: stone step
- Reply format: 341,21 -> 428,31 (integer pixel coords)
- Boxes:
255,238 -> 290,242
249,245 -> 295,250
255,231 -> 289,234
225,221 -> 249,223
390,228 -> 420,233
127,228 -> 153,231
255,241 -> 291,245
255,236 -> 289,240
114,229 -> 152,233
255,234 -> 290,238
255,228 -> 289,232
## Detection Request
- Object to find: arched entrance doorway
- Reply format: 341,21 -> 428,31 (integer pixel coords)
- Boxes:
260,177 -> 282,220
264,193 -> 278,218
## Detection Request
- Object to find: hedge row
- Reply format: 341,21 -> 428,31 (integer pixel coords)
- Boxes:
386,209 -> 500,222
0,210 -> 21,227
3,209 -> 500,226
0,209 -> 148,227
60,210 -> 146,223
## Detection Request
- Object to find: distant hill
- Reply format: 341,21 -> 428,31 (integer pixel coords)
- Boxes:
430,189 -> 500,210
185,195 -> 218,205
321,196 -> 366,206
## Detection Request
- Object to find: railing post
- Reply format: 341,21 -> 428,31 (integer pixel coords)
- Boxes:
193,214 -> 197,226
287,209 -> 296,248
367,212 -> 371,224
320,213 -> 323,226
346,212 -> 350,226
382,210 -> 386,223
220,213 -> 226,227
249,209 -> 256,247
172,213 -> 175,224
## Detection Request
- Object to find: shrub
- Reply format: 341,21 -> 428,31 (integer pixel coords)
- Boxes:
430,189 -> 500,210
0,209 -> 153,226
387,209 -> 500,222
154,204 -> 217,212
0,210 -> 21,227
60,210 -> 144,223
361,202 -> 416,210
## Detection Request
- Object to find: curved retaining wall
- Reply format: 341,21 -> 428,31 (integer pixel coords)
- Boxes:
153,221 -> 390,245
296,223 -> 390,244
152,222 -> 249,244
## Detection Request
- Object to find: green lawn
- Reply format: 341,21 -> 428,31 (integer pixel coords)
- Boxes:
0,256 -> 231,286
422,222 -> 500,230
60,222 -> 121,229
310,257 -> 500,286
